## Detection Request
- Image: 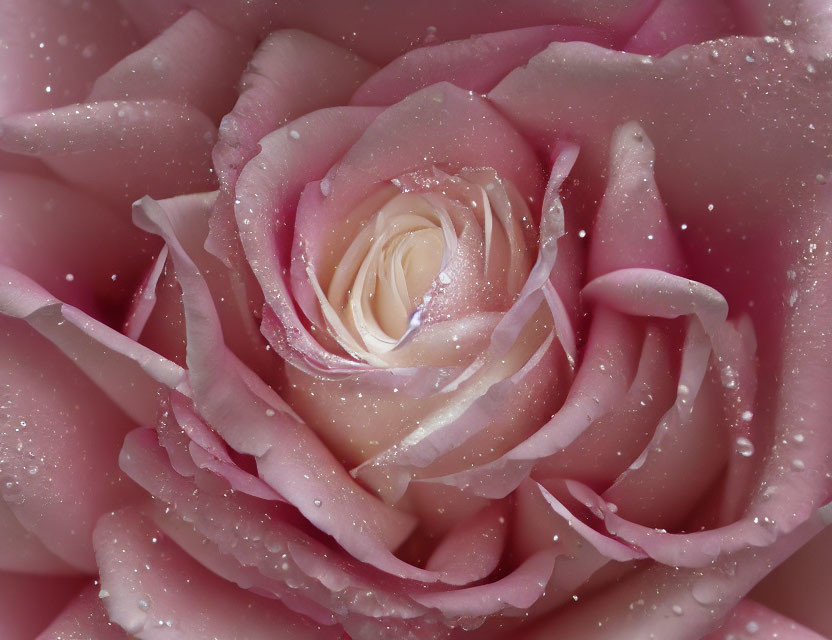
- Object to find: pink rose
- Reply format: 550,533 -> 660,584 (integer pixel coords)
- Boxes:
1,1 -> 831,638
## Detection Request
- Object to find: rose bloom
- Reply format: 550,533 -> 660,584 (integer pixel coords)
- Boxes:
1,1 -> 832,639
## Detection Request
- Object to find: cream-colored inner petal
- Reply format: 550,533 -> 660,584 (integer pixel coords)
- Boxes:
305,170 -> 535,366
374,227 -> 444,338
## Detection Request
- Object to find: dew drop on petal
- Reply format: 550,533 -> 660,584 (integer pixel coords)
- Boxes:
736,437 -> 755,457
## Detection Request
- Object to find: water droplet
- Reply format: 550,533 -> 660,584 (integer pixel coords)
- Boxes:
792,433 -> 804,443
151,55 -> 166,72
137,599 -> 149,610
671,604 -> 683,616
736,437 -> 755,457
438,271 -> 451,285
791,458 -> 805,471
691,579 -> 720,605
289,129 -> 300,140
99,589 -> 110,599
313,498 -> 322,507
720,365 -> 738,389
65,273 -> 75,282
265,408 -> 275,417
741,410 -> 754,422
746,620 -> 760,634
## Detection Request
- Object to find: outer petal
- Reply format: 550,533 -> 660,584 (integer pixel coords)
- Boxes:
127,192 -> 273,380
133,195 -> 428,581
488,37 -> 830,238
94,507 -> 338,639
209,29 -> 375,264
515,515 -> 827,639
1,317 -> 142,572
625,0 -> 736,55
0,171 -> 158,320
703,599 -> 829,640
214,29 -> 376,187
731,0 -> 832,57
89,10 -> 253,122
116,0 -> 660,64
0,0 -> 139,117
0,499 -> 74,574
0,266 -> 186,426
751,524 -> 832,638
351,26 -> 610,107
0,571 -> 84,640
0,100 -> 216,206
36,583 -> 133,640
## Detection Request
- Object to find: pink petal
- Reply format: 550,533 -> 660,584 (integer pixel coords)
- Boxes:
626,0 -> 736,56
303,84 -> 542,254
0,266 -> 186,425
0,317 -> 142,571
214,29 -> 375,187
209,29 -> 375,263
709,316 -> 760,526
0,571 -> 85,640
582,268 -> 729,333
438,143 -> 578,394
532,480 -> 645,563
515,514 -> 826,639
116,1 -> 189,41
94,506 -> 339,639
36,583 -> 133,640
117,0 -> 658,64
731,0 -> 832,57
145,497 -> 340,626
0,100 -> 216,205
488,37 -> 829,242
751,523 -> 832,638
127,192 -> 273,381
0,0 -> 139,117
351,26 -> 610,107
586,122 -> 685,280
600,318 -> 725,530
235,106 -> 381,376
411,550 -> 556,618
424,502 -> 508,586
133,194 -> 429,580
123,246 -> 169,343
118,430 -> 429,624
0,171 -> 159,320
170,394 -> 284,501
426,308 -> 643,499
90,10 -> 253,122
535,322 -> 677,489
0,499 -> 75,575
703,599 -> 828,640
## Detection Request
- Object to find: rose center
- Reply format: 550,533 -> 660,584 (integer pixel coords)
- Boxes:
326,192 -> 451,351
